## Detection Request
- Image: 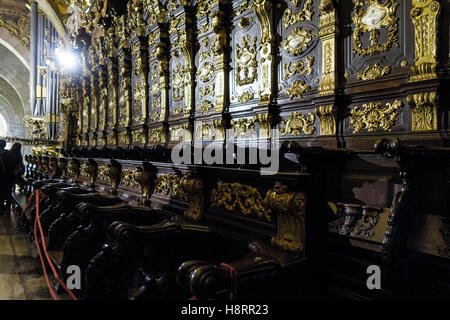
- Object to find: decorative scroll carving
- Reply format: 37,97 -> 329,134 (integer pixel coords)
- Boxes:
199,100 -> 214,114
265,182 -> 306,252
118,130 -> 130,145
283,56 -> 314,80
149,127 -> 166,143
106,160 -> 122,194
316,105 -> 336,136
236,35 -> 258,86
254,0 -> 275,104
352,0 -> 399,57
211,182 -> 272,222
280,112 -> 316,136
349,100 -> 403,133
230,118 -> 256,139
118,53 -> 132,128
286,80 -> 311,100
121,169 -> 139,189
318,0 -> 338,97
180,174 -> 204,221
133,164 -> 155,205
238,91 -> 255,103
281,27 -> 314,56
25,118 -> 47,140
172,63 -> 185,102
407,92 -> 437,132
169,123 -> 192,142
357,63 -> 392,81
283,0 -> 313,29
154,174 -> 187,200
409,0 -> 440,82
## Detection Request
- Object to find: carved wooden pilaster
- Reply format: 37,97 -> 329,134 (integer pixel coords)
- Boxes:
254,0 -> 274,105
318,0 -> 338,97
409,0 -> 440,82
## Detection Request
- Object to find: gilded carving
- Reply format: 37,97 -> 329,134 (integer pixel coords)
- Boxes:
199,100 -> 214,114
180,174 -> 204,221
231,118 -> 256,139
280,112 -> 316,136
352,0 -> 399,57
154,174 -> 187,200
118,130 -> 130,145
281,28 -> 314,56
211,183 -> 272,222
407,92 -> 437,132
283,56 -> 314,80
409,0 -> 440,82
265,182 -> 306,252
357,63 -> 392,81
286,80 -> 311,100
133,166 -> 154,205
238,91 -> 255,103
318,0 -> 338,96
236,35 -> 258,86
106,161 -> 122,194
149,127 -> 166,143
349,100 -> 403,133
316,105 -> 336,136
283,0 -> 313,29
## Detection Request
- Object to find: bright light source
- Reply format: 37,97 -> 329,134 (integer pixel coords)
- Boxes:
55,47 -> 79,71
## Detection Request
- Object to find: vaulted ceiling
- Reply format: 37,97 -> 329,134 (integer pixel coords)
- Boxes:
0,0 -> 30,137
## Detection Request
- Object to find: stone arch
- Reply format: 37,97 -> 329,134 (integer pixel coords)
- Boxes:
0,28 -> 30,70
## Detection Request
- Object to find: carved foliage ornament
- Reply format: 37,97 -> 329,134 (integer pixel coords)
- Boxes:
236,35 -> 258,86
409,0 -> 440,82
407,91 -> 437,132
211,183 -> 272,222
352,0 -> 399,57
281,27 -> 315,56
349,100 -> 403,133
280,112 -> 316,136
357,63 -> 392,81
283,0 -> 313,29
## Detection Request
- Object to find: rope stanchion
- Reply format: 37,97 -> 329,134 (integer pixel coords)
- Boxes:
34,190 -> 58,300
220,263 -> 237,300
33,189 -> 78,300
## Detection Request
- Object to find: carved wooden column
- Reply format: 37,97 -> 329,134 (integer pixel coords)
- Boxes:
315,0 -> 339,139
168,2 -> 195,143
105,25 -> 118,147
94,36 -> 108,147
194,0 -> 230,143
116,15 -> 132,147
407,0 -> 440,132
147,0 -> 169,145
129,0 -> 148,147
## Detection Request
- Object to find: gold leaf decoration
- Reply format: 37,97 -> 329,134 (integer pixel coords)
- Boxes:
283,56 -> 315,80
211,183 -> 272,222
407,92 -> 437,132
281,27 -> 315,56
286,80 -> 311,100
280,112 -> 316,136
154,174 -> 187,200
349,100 -> 403,133
352,0 -> 399,57
357,63 -> 392,81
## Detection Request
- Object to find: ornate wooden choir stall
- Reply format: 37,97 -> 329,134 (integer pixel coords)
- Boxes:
21,0 -> 450,299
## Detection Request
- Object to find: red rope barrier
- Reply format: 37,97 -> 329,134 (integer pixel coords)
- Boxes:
220,263 -> 237,299
33,189 -> 78,300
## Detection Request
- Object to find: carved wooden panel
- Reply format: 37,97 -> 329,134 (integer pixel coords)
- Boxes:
276,0 -> 320,103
